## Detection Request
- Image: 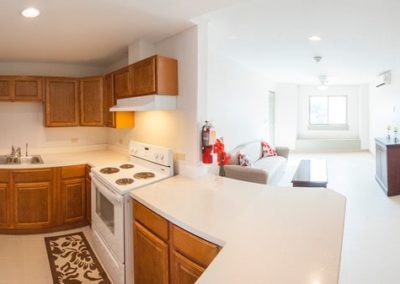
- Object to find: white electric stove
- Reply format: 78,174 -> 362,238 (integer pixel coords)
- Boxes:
90,141 -> 173,284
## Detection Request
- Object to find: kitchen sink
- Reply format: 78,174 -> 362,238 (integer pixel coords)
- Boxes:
0,155 -> 44,165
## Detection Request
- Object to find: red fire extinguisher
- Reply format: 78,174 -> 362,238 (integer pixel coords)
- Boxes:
201,121 -> 216,164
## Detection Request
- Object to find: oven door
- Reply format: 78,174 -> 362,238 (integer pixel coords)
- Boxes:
91,176 -> 125,263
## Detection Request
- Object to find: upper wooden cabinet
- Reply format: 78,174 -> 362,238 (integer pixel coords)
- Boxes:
0,77 -> 12,100
132,55 -> 178,97
80,76 -> 104,126
45,78 -> 80,127
104,73 -> 116,127
0,76 -> 43,101
113,67 -> 132,99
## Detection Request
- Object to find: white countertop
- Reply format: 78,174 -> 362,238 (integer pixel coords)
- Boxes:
0,149 -> 128,169
130,175 -> 346,284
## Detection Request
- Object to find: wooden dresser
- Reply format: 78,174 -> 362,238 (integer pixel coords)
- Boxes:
375,137 -> 400,196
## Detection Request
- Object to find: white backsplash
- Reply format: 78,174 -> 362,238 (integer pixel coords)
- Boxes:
0,102 -> 108,154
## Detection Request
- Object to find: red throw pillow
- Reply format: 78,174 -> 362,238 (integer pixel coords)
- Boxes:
262,141 -> 277,157
238,152 -> 252,167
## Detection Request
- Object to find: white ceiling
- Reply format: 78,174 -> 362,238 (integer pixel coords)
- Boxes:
0,0 -> 239,66
204,0 -> 400,84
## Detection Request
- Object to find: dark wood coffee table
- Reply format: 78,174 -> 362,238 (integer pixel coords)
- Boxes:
292,159 -> 328,188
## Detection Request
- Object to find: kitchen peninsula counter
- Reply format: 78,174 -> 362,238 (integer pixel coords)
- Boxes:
130,175 -> 346,284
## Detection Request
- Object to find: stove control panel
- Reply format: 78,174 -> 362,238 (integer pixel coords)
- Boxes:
129,141 -> 173,167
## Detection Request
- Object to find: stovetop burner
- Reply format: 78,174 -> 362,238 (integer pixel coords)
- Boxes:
100,167 -> 120,174
134,172 -> 155,179
120,164 -> 134,169
116,178 -> 134,185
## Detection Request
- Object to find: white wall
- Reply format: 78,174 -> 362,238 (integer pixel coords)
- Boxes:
107,27 -> 200,174
205,51 -> 275,151
369,73 -> 400,154
0,62 -> 109,153
275,83 -> 370,150
297,85 -> 360,139
0,61 -> 105,77
274,83 -> 298,149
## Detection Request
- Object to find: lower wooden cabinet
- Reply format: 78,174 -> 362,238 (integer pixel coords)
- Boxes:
14,181 -> 53,229
134,221 -> 169,284
0,182 -> 10,228
61,178 -> 86,224
133,201 -> 220,284
171,250 -> 204,284
0,165 -> 91,233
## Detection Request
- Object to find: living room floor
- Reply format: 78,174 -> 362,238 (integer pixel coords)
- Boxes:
280,151 -> 400,284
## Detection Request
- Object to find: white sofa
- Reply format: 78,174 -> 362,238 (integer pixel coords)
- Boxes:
224,140 -> 289,185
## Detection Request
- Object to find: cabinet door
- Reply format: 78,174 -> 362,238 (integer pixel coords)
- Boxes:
61,178 -> 86,224
114,67 -> 132,99
171,250 -> 205,284
0,183 -> 10,229
14,182 -> 53,229
133,56 -> 156,96
0,77 -> 13,100
14,76 -> 43,101
80,77 -> 104,126
104,73 -> 116,127
45,78 -> 80,127
134,221 -> 169,284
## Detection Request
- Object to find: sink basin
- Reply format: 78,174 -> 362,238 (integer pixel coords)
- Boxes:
0,155 -> 44,165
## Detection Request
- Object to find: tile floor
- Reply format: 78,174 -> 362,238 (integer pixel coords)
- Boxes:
0,226 -> 98,284
1,152 -> 399,284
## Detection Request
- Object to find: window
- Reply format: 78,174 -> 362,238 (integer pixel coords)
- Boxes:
309,96 -> 347,129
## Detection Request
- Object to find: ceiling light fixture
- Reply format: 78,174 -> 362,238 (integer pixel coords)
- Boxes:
21,7 -> 40,18
318,75 -> 329,90
309,36 -> 321,42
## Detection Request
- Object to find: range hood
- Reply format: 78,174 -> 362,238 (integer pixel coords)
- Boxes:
110,95 -> 177,112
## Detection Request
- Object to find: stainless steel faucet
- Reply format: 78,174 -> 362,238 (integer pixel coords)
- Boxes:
10,145 -> 22,158
15,147 -> 22,158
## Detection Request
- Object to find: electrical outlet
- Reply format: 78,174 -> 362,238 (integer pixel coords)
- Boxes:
71,138 -> 79,144
119,139 -> 124,145
174,152 -> 186,161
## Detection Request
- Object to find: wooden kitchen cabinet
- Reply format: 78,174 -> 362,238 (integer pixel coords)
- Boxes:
14,76 -> 43,101
61,178 -> 86,224
80,76 -> 104,126
132,200 -> 220,284
0,165 -> 90,234
0,170 -> 10,229
45,77 -> 80,127
104,73 -> 116,127
12,168 -> 55,229
171,250 -> 205,284
61,165 -> 87,224
0,76 -> 43,101
113,66 -> 132,99
375,137 -> 400,196
134,221 -> 170,284
0,77 -> 13,100
132,55 -> 178,96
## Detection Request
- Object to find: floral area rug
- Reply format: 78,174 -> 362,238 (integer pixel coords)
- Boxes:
45,232 -> 111,284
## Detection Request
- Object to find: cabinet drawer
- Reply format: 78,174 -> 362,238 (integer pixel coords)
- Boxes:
13,168 -> 53,182
61,165 -> 86,179
171,224 -> 219,268
133,201 -> 168,241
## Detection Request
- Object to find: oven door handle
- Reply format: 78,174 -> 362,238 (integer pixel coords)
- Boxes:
92,177 -> 124,205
